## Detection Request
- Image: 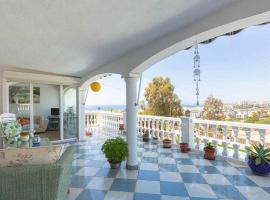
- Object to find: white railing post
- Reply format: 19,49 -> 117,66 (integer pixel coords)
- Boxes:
222,126 -> 228,157
258,129 -> 266,145
181,117 -> 194,148
244,128 -> 251,161
232,126 -> 240,159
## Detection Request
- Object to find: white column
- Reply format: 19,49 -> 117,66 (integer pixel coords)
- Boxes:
125,76 -> 139,170
78,88 -> 86,141
2,78 -> 9,113
59,85 -> 64,140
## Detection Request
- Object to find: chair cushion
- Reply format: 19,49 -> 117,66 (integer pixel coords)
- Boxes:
0,145 -> 65,167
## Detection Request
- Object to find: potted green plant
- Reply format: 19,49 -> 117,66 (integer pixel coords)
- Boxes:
248,144 -> 270,176
0,120 -> 22,147
101,137 -> 128,169
163,138 -> 172,148
143,132 -> 150,142
204,142 -> 215,160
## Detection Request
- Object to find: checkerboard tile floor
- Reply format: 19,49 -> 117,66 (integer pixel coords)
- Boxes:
67,134 -> 270,200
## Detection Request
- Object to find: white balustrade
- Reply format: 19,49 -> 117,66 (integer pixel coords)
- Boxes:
84,111 -> 270,162
192,119 -> 270,161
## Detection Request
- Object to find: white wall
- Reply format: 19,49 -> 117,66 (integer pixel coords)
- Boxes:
33,84 -> 59,117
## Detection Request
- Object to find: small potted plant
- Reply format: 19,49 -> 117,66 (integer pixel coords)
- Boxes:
143,132 -> 150,142
180,142 -> 189,153
204,142 -> 215,160
163,138 -> 172,148
248,144 -> 270,176
101,137 -> 128,169
20,131 -> 30,142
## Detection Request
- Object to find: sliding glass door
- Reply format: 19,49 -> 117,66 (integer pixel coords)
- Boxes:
63,87 -> 78,139
8,83 -> 78,141
9,83 -> 32,131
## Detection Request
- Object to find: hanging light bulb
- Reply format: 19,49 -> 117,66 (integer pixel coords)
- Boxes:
90,82 -> 102,92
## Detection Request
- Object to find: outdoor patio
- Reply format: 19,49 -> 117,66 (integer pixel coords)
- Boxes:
67,132 -> 270,200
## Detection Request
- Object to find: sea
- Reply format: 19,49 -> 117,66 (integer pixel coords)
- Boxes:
85,104 -> 200,112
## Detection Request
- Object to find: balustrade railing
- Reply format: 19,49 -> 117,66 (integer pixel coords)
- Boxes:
192,119 -> 270,161
85,111 -> 270,162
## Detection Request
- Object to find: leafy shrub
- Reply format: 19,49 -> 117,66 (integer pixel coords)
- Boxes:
101,137 -> 128,162
249,144 -> 270,165
204,142 -> 215,149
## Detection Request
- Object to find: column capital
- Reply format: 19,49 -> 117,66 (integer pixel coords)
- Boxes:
122,72 -> 141,79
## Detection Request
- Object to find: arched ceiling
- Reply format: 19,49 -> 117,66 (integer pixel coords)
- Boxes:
0,0 -> 234,77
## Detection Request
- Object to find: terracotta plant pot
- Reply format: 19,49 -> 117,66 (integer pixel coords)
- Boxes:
109,160 -> 121,169
180,143 -> 189,153
143,134 -> 150,142
20,131 -> 30,142
163,139 -> 172,148
204,148 -> 215,160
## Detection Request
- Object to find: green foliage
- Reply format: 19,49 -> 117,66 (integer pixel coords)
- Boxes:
202,95 -> 225,120
204,142 -> 215,149
249,144 -> 270,165
0,121 -> 22,140
141,77 -> 183,117
101,137 -> 128,162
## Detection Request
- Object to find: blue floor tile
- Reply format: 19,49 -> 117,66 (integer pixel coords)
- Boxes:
110,178 -> 136,192
138,170 -> 160,181
160,181 -> 188,196
225,175 -> 257,186
95,168 -> 119,178
209,159 -> 231,166
263,187 -> 270,194
197,166 -> 221,174
134,193 -> 161,200
159,164 -> 178,172
72,166 -> 82,174
211,185 -> 246,200
237,167 -> 254,176
71,176 -> 92,188
180,173 -> 207,184
76,189 -> 106,200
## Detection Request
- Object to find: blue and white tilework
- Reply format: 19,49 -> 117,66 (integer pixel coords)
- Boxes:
67,134 -> 270,200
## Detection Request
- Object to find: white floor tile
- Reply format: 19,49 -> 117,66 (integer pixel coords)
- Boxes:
142,151 -> 158,157
72,159 -> 89,167
116,169 -> 138,179
135,180 -> 160,194
236,186 -> 270,200
177,164 -> 199,173
247,175 -> 270,187
215,166 -> 242,175
172,153 -> 190,159
202,174 -> 231,185
104,191 -> 133,200
158,157 -> 176,164
191,159 -> 213,166
140,163 -> 159,171
86,177 -> 114,190
75,167 -> 100,176
160,172 -> 182,182
185,183 -> 216,199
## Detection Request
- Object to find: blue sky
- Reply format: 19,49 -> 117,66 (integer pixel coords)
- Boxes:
86,24 -> 270,106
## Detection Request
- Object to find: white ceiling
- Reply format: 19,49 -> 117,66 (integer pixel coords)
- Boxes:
0,0 -> 235,77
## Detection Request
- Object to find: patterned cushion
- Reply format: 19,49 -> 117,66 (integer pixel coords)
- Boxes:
0,145 -> 65,167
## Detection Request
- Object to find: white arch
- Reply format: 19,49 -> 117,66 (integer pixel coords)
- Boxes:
81,1 -> 270,85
